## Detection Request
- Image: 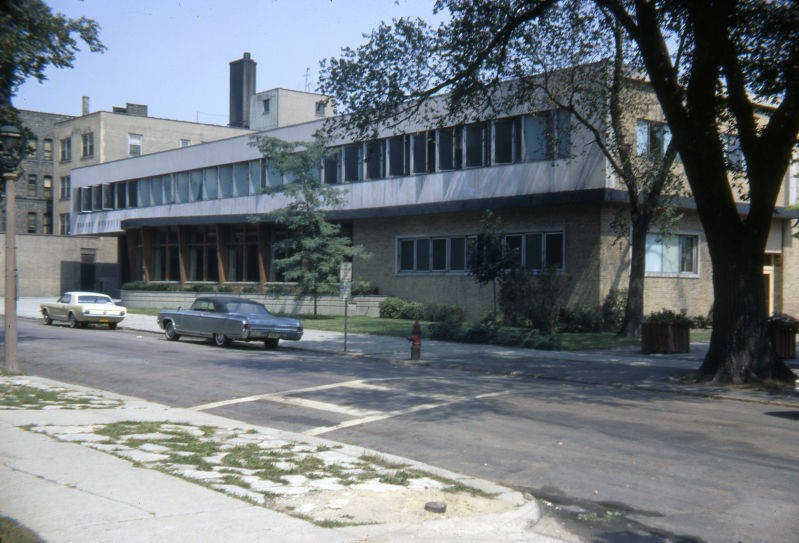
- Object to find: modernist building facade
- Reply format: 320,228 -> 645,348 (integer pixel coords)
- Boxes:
69,92 -> 799,319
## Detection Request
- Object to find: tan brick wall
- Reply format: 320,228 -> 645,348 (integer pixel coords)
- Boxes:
779,220 -> 799,317
351,204 -> 604,320
0,234 -> 118,297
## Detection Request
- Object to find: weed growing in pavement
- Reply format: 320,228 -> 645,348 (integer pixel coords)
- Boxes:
0,381 -> 121,410
359,453 -> 408,470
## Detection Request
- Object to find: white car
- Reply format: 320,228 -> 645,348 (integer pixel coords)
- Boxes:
40,291 -> 127,329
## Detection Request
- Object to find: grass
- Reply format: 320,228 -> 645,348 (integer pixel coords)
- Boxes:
0,516 -> 44,543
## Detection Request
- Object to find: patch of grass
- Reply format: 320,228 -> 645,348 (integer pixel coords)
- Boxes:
0,383 -> 114,409
0,516 -> 44,543
379,470 -> 410,486
222,443 -> 272,470
96,421 -> 165,438
127,307 -> 160,316
359,453 -> 408,470
556,333 -> 640,351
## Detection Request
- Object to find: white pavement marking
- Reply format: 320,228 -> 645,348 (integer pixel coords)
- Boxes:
190,379 -> 393,411
303,390 -> 512,436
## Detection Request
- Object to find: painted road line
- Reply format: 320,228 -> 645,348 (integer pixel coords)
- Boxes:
190,378 -> 393,411
303,390 -> 512,436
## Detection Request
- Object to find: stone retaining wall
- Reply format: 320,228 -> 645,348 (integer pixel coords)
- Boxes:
121,290 -> 385,317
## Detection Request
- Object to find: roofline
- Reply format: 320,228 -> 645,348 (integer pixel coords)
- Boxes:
53,110 -> 257,130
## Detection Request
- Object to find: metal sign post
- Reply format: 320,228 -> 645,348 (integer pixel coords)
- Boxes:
340,263 -> 353,352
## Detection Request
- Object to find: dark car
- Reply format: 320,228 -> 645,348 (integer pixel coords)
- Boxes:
156,296 -> 303,349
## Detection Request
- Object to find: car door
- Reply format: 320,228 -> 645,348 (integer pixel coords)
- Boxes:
179,299 -> 213,336
52,294 -> 71,320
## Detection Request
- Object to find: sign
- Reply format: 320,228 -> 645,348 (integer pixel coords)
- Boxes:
339,281 -> 352,301
339,262 -> 352,283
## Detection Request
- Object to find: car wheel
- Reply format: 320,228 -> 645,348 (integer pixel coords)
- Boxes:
213,332 -> 230,347
108,322 -> 118,330
264,338 -> 279,350
68,313 -> 78,328
42,310 -> 52,325
164,321 -> 180,341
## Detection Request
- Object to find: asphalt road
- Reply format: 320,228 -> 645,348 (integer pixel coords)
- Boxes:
14,318 -> 799,543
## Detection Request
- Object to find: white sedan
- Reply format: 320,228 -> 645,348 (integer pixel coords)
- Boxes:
40,291 -> 127,329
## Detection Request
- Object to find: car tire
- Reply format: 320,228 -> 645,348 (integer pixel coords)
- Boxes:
264,338 -> 279,350
213,332 -> 230,347
164,321 -> 180,341
42,310 -> 52,325
108,322 -> 118,330
68,313 -> 78,329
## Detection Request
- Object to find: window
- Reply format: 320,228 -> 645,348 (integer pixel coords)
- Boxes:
494,117 -> 521,164
43,139 -> 53,160
262,98 -> 270,114
60,137 -> 72,162
412,131 -> 436,173
645,233 -> 698,275
81,132 -> 94,158
78,187 -> 91,212
42,213 -> 52,234
724,135 -> 745,172
365,140 -> 385,180
387,135 -> 410,176
27,174 -> 37,197
128,133 -> 142,156
102,184 -> 114,209
324,150 -> 340,184
524,110 -> 570,161
43,176 -> 52,199
465,122 -> 489,168
59,176 -> 71,200
513,231 -> 565,270
636,120 -> 671,159
151,227 -> 180,281
92,185 -> 102,210
27,138 -> 37,157
227,225 -> 260,282
180,139 -> 191,148
315,101 -> 326,116
343,144 -> 362,182
27,212 -> 37,233
437,126 -> 463,171
398,236 -> 471,273
187,226 -> 219,281
116,182 -> 127,209
59,214 -> 70,235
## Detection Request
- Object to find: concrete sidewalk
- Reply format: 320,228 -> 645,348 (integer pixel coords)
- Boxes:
1,375 -> 565,543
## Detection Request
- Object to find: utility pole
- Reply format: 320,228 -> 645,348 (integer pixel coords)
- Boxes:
1,124 -> 21,373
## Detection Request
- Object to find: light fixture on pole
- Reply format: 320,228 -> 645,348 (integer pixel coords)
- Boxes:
1,124 -> 22,373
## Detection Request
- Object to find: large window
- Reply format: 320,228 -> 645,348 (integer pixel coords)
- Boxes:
59,214 -> 70,235
465,122 -> 489,168
81,132 -> 94,158
59,137 -> 71,162
398,236 -> 469,273
128,133 -> 142,156
152,227 -> 180,281
343,144 -> 362,182
388,135 -> 410,177
59,176 -> 71,200
645,233 -> 698,275
636,120 -> 671,159
524,110 -> 571,161
494,117 -> 522,164
187,226 -> 219,282
27,174 -> 37,197
412,131 -> 436,173
227,225 -> 260,282
365,140 -> 385,180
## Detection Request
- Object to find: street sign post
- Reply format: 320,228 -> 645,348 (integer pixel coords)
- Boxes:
340,263 -> 353,352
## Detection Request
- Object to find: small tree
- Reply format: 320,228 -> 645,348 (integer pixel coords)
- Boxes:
467,211 -> 514,315
250,136 -> 368,318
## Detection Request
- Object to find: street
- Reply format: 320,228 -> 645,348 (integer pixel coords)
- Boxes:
15,318 -> 799,543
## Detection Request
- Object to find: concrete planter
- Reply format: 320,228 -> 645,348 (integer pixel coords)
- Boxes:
641,322 -> 690,354
121,290 -> 386,318
768,325 -> 797,360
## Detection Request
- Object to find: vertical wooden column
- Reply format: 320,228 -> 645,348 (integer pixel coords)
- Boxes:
141,228 -> 153,282
177,225 -> 188,284
215,224 -> 228,284
257,222 -> 270,286
125,229 -> 139,281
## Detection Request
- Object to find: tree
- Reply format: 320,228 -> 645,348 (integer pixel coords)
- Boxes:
0,0 -> 104,137
467,210 -> 514,315
251,136 -> 368,318
319,1 -> 799,384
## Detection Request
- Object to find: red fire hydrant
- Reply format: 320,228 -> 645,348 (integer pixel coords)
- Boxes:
407,320 -> 422,360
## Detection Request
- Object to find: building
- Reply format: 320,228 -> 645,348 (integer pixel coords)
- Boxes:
52,99 -> 254,237
68,75 -> 799,319
5,110 -> 74,235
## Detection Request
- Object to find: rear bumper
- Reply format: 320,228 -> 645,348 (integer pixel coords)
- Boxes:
241,329 -> 303,341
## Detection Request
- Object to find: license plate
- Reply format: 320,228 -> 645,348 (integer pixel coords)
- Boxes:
266,333 -> 280,339
98,318 -> 110,323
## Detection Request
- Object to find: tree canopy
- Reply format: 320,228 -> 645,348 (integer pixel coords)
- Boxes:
319,1 -> 799,384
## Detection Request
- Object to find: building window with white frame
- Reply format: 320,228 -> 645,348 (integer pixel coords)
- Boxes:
43,138 -> 53,161
524,110 -> 571,161
128,133 -> 143,156
645,233 -> 698,275
59,214 -> 70,235
636,120 -> 671,159
59,176 -> 71,201
43,176 -> 52,199
59,137 -> 72,162
81,132 -> 94,158
180,139 -> 191,148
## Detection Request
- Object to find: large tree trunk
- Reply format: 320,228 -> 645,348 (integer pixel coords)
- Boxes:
698,220 -> 795,384
619,212 -> 649,337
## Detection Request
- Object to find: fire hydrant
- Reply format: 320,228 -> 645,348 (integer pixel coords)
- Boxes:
407,320 -> 422,360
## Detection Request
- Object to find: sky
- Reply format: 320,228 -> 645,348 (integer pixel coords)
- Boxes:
16,0 -> 444,124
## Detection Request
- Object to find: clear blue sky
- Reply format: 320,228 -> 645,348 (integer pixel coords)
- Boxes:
16,0 -> 443,124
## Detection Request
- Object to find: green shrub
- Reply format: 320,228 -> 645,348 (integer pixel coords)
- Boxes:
351,279 -> 379,295
499,268 -> 570,333
644,309 -> 693,327
601,288 -> 627,331
428,318 -> 464,341
379,297 -> 405,319
558,305 -> 603,333
520,329 -> 563,350
462,313 -> 501,343
423,303 -> 465,322
400,301 -> 425,320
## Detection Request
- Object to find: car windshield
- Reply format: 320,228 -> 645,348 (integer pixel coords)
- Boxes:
223,302 -> 270,315
78,295 -> 113,304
